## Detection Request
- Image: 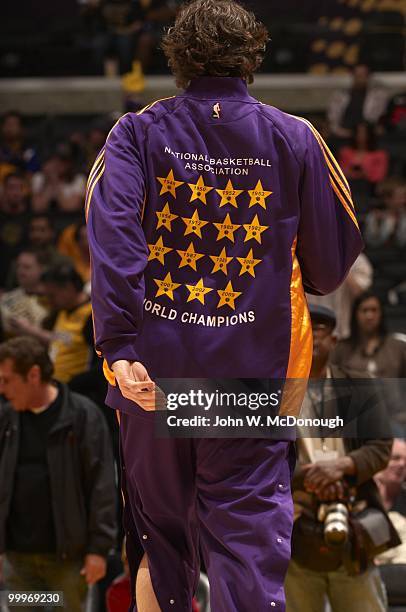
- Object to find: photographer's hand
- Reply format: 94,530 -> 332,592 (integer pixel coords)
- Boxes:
315,482 -> 345,501
303,457 -> 355,494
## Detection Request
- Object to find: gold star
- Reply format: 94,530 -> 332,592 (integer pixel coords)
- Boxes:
185,278 -> 213,305
181,209 -> 209,238
156,203 -> 178,232
236,248 -> 262,278
187,175 -> 213,205
213,213 -> 241,243
154,272 -> 181,300
147,236 -> 172,265
248,179 -> 272,209
215,179 -> 244,208
156,169 -> 184,198
243,214 -> 269,244
209,246 -> 233,275
176,242 -> 205,271
217,281 -> 242,311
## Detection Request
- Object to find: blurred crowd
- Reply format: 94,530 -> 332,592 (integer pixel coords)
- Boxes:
1,0 -> 405,77
0,61 -> 406,611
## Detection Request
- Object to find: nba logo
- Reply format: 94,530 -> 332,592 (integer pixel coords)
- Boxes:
212,103 -> 221,119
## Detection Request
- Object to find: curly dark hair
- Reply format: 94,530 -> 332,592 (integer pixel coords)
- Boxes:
162,0 -> 269,88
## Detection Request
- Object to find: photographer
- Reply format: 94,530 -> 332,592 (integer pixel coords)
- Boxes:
285,305 -> 400,612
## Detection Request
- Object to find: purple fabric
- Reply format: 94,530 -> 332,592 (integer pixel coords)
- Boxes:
87,77 -> 363,416
120,411 -> 296,611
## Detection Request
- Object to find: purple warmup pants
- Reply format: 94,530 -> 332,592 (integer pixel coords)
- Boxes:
119,410 -> 296,612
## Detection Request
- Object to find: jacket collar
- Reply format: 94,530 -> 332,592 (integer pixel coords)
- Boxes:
184,76 -> 251,100
48,382 -> 75,432
5,382 -> 74,434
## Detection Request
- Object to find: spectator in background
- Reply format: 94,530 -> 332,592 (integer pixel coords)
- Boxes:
285,305 -> 398,612
375,439 -> 406,566
339,122 -> 389,185
27,215 -> 68,268
0,250 -> 48,337
132,0 -> 179,74
0,111 -> 40,181
58,220 -> 91,288
376,439 -> 406,516
12,264 -> 94,385
0,172 -> 31,289
82,0 -> 178,76
328,64 -> 388,139
307,253 -> 373,339
0,336 -> 117,611
332,291 -> 406,433
333,291 -> 406,377
0,171 -> 30,216
43,264 -> 93,384
364,177 -> 406,248
32,145 -> 86,214
28,214 -> 56,252
5,215 -> 70,291
88,0 -> 145,76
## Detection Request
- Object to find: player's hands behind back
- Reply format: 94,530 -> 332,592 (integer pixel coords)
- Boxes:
112,360 -> 166,411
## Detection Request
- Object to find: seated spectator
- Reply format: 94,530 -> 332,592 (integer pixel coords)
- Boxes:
375,439 -> 406,515
332,291 -> 406,432
58,220 -> 91,287
5,214 -> 70,290
0,336 -> 117,611
32,145 -> 86,213
0,171 -> 30,216
375,439 -> 406,566
307,253 -> 373,340
327,64 -> 388,139
0,111 -> 40,181
0,250 -> 48,337
339,122 -> 389,184
27,214 -> 68,268
0,172 -> 31,288
364,177 -> 406,248
11,263 -> 94,384
333,291 -> 406,377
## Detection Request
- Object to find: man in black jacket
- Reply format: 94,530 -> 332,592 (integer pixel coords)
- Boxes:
0,336 -> 117,611
285,305 -> 400,612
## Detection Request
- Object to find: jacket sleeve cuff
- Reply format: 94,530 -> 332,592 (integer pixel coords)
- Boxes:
100,337 -> 141,369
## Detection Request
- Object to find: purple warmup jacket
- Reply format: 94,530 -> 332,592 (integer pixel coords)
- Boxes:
86,77 -> 363,412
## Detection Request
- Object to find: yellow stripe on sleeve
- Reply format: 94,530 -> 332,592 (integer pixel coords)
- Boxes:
85,98 -> 175,219
291,114 -> 358,226
136,96 -> 176,116
303,120 -> 354,209
329,173 -> 360,229
312,127 -> 351,195
87,149 -> 105,189
85,162 -> 105,220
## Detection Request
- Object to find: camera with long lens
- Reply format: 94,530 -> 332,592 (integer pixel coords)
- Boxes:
318,503 -> 350,548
